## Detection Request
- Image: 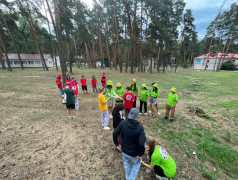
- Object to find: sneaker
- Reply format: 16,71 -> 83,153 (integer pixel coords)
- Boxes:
170,119 -> 174,122
164,116 -> 168,119
139,113 -> 142,115
155,175 -> 168,180
152,114 -> 156,118
145,113 -> 147,115
71,116 -> 75,120
109,114 -> 113,119
157,112 -> 161,115
145,168 -> 151,173
67,116 -> 71,119
103,126 -> 110,130
149,110 -> 151,113
76,109 -> 79,111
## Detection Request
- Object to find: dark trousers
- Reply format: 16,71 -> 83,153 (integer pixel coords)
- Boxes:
125,108 -> 131,120
92,86 -> 98,93
133,96 -> 137,108
139,100 -> 147,113
154,165 -> 166,177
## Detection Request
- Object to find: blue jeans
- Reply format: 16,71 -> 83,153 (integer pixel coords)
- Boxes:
122,152 -> 141,180
75,95 -> 79,109
59,88 -> 63,98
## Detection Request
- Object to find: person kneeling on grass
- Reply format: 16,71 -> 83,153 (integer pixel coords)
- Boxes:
98,87 -> 110,130
113,108 -> 146,180
141,137 -> 176,180
164,87 -> 178,122
62,84 -> 76,119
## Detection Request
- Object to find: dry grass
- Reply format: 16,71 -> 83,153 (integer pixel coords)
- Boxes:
0,68 -> 237,180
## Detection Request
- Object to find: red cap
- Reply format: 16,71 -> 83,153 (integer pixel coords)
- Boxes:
57,74 -> 62,77
101,74 -> 105,77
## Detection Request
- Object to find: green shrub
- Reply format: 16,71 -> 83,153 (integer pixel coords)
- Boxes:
182,60 -> 190,68
221,61 -> 236,71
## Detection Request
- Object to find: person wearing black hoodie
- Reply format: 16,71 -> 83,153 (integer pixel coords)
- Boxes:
113,108 -> 146,180
112,102 -> 125,152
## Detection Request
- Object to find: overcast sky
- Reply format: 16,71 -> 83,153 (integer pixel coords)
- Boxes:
81,0 -> 235,40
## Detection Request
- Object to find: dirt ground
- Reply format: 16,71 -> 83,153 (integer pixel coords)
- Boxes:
0,68 -> 237,180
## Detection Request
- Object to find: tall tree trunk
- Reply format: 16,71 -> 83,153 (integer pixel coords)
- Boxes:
111,33 -> 117,70
18,0 -> 48,70
43,1 -> 58,71
213,33 -> 223,71
54,0 -> 67,84
125,1 -> 138,74
0,33 -> 12,71
84,41 -> 91,68
113,11 -> 122,72
66,28 -> 72,73
157,47 -> 161,73
217,32 -> 231,71
104,28 -> 112,70
0,47 -> 6,69
139,0 -> 143,72
91,34 -> 95,68
73,35 -> 80,69
0,10 -> 24,70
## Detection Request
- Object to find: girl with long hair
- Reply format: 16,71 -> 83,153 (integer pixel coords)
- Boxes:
141,138 -> 176,180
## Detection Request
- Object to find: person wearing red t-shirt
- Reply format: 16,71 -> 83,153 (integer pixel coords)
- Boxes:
56,74 -> 63,98
70,80 -> 79,110
91,75 -> 98,93
80,75 -> 88,94
101,74 -> 107,88
123,86 -> 135,120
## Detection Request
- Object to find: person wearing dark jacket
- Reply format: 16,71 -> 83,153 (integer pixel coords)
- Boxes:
112,103 -> 125,152
113,108 -> 146,180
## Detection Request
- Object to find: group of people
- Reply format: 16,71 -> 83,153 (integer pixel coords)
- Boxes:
56,73 -> 178,180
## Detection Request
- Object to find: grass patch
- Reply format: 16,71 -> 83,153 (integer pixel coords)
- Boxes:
216,100 -> 238,109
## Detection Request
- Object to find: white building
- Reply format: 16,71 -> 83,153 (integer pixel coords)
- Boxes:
193,53 -> 238,70
1,54 -> 60,68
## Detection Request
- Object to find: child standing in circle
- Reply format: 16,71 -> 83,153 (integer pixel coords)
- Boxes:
131,79 -> 139,108
80,75 -> 88,94
56,74 -> 63,98
150,82 -> 161,115
62,84 -> 76,119
141,138 -> 176,179
70,80 -> 79,110
105,80 -> 118,119
164,88 -> 178,122
101,74 -> 107,88
91,75 -> 98,93
139,83 -> 149,115
115,83 -> 125,103
123,86 -> 135,120
149,84 -> 160,118
98,87 -> 110,130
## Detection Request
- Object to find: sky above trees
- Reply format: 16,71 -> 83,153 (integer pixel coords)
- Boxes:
82,0 -> 235,40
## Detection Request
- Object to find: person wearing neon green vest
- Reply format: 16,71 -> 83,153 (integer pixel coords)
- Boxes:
149,84 -> 160,118
139,83 -> 149,115
115,83 -> 125,103
105,80 -> 120,119
164,87 -> 178,122
131,79 -> 139,108
141,138 -> 176,180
